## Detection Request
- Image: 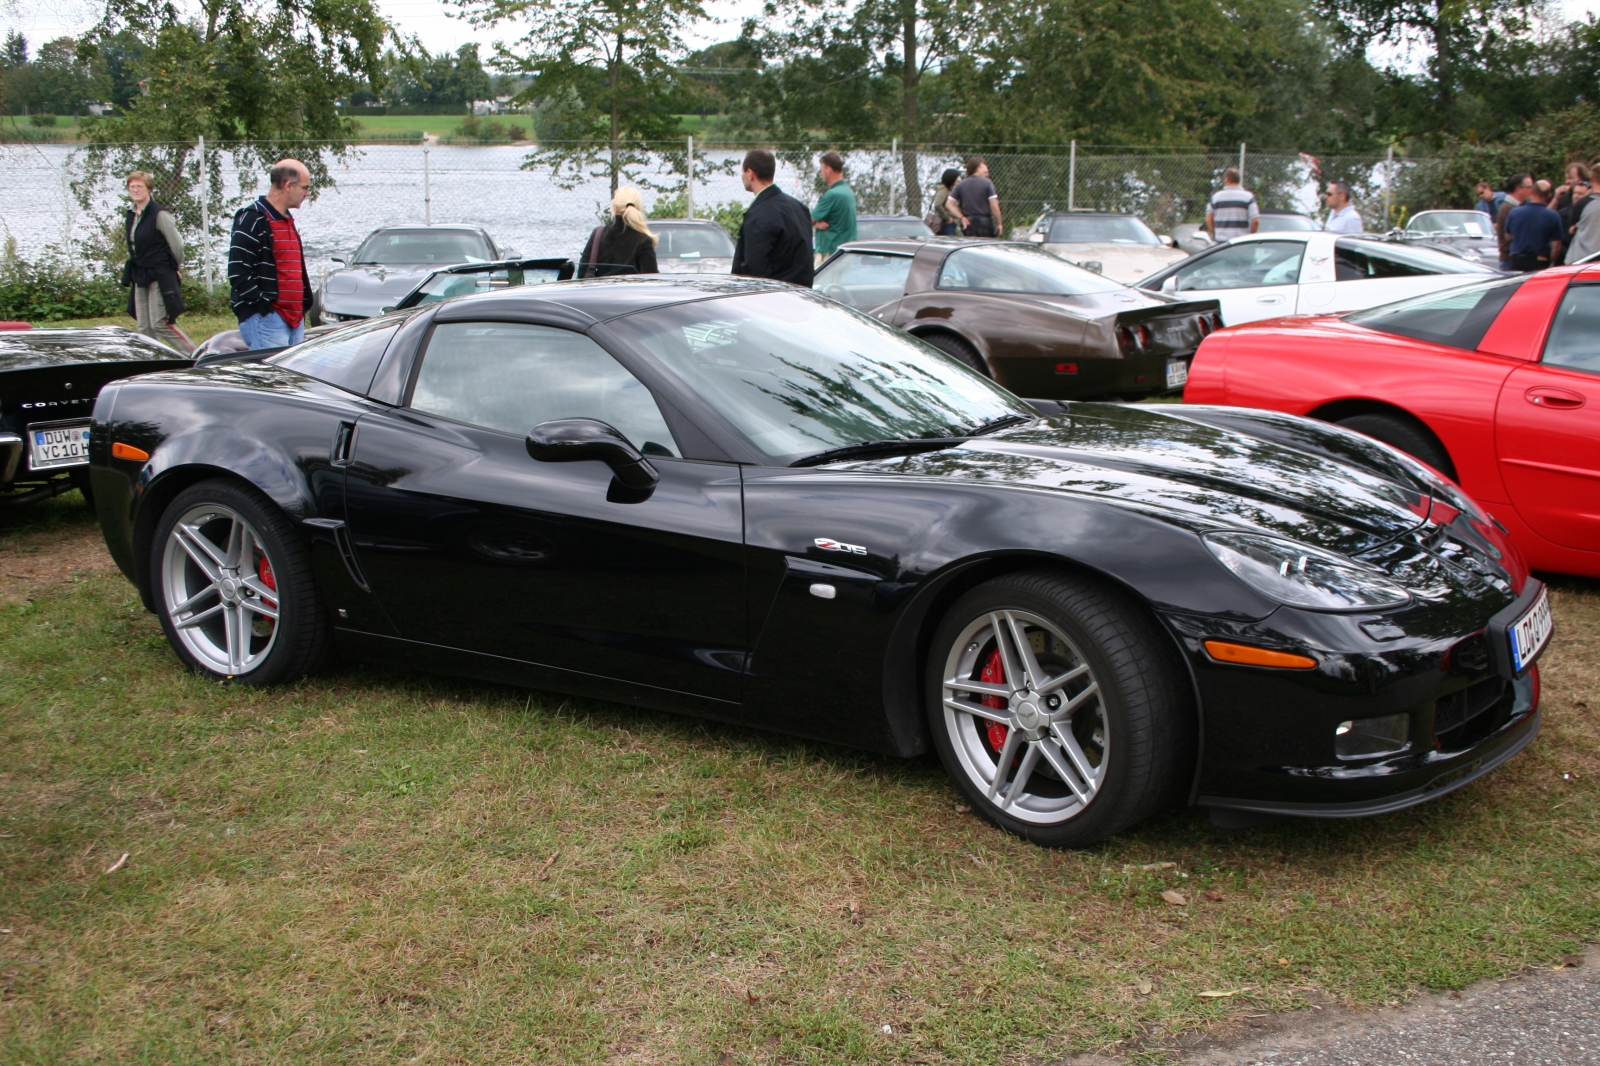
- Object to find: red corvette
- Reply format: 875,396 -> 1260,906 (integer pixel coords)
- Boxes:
1186,265 -> 1600,577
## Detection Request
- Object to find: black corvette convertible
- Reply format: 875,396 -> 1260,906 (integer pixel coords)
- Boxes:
89,277 -> 1547,845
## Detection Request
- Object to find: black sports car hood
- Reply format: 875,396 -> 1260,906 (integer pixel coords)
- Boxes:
856,403 -> 1430,556
0,327 -> 186,372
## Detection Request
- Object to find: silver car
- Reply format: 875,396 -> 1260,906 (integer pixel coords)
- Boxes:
649,219 -> 735,274
315,225 -> 505,323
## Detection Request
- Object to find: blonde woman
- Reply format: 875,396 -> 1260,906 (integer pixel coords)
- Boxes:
578,187 -> 660,278
120,171 -> 191,351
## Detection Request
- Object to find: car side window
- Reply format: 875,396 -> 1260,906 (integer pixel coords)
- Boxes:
409,322 -> 681,456
1542,284 -> 1600,376
1335,240 -> 1437,280
267,317 -> 399,394
814,252 -> 915,309
1170,241 -> 1303,291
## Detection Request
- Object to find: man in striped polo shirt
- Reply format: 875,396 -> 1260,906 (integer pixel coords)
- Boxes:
228,159 -> 313,350
1205,167 -> 1259,243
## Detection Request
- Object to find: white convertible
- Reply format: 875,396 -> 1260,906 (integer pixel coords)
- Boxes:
1136,231 -> 1497,326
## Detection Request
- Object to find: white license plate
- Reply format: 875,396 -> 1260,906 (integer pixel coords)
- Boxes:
1166,359 -> 1189,389
28,422 -> 92,470
1509,587 -> 1553,673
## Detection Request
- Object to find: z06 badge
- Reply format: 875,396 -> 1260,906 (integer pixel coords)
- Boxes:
814,538 -> 867,556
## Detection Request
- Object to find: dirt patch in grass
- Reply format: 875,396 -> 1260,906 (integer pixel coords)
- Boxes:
1,503 -> 1596,1064
0,491 -> 110,606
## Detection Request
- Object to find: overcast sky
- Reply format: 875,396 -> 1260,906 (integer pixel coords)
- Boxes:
5,0 -> 1599,82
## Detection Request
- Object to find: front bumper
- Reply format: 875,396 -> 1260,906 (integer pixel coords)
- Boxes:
1166,575 -> 1545,818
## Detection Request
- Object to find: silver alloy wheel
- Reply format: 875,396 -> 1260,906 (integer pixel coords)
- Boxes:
161,503 -> 281,676
941,609 -> 1108,825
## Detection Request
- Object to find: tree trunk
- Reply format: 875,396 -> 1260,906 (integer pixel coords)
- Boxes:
1431,0 -> 1453,125
900,1 -> 921,216
609,33 -> 622,195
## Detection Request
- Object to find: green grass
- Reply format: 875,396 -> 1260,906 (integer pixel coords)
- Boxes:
2,495 -> 1598,1064
349,114 -> 478,139
37,314 -> 238,347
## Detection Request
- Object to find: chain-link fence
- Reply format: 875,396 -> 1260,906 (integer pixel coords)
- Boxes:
0,139 -> 1440,292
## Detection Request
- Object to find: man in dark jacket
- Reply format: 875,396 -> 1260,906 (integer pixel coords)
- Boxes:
228,159 -> 313,349
732,149 -> 813,286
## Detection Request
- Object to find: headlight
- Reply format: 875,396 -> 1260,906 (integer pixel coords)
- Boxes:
1204,532 -> 1412,611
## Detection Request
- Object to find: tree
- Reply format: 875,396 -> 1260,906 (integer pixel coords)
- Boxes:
448,0 -> 706,193
386,44 -> 494,108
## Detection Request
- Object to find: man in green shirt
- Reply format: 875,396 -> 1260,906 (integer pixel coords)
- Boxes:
811,150 -> 857,265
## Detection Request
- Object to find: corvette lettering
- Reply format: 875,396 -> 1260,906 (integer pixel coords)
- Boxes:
814,537 -> 867,556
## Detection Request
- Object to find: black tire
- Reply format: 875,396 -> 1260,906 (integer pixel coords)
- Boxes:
925,570 -> 1192,847
150,478 -> 334,685
1335,412 -> 1456,480
921,332 -> 989,377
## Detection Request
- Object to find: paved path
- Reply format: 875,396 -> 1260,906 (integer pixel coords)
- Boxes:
1066,948 -> 1598,1066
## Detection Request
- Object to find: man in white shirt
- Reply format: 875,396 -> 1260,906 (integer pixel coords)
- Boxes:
1323,181 -> 1363,233
1206,167 -> 1258,242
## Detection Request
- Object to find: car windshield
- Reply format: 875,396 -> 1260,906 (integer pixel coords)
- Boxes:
938,243 -> 1126,295
1343,276 -> 1524,350
353,229 -> 494,265
1406,211 -> 1494,238
402,263 -> 566,307
815,251 -> 916,310
1256,214 -> 1319,232
655,225 -> 735,259
1045,216 -> 1160,245
610,290 -> 1034,463
267,315 -> 401,393
855,217 -> 933,240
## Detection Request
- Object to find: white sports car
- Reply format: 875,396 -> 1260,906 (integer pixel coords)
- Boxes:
1136,231 -> 1498,326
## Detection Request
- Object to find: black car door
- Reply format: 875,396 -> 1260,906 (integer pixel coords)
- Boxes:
342,318 -> 747,704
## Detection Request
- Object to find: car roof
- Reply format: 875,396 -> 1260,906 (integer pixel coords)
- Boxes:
832,236 -> 1024,256
427,274 -> 796,324
1042,211 -> 1142,219
648,218 -> 728,227
856,214 -> 927,221
1259,209 -> 1311,217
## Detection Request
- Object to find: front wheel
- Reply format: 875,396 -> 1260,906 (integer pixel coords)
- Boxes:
920,332 -> 989,377
152,479 -> 333,685
926,570 -> 1192,847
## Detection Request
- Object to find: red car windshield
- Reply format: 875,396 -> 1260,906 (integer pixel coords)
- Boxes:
1343,276 -> 1524,350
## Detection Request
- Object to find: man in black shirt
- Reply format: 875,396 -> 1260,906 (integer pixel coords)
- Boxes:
732,149 -> 814,286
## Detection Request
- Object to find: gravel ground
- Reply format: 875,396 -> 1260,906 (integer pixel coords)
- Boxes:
1080,946 -> 1599,1065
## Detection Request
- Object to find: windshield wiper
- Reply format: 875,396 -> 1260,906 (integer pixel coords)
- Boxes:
790,437 -> 968,468
964,414 -> 1033,436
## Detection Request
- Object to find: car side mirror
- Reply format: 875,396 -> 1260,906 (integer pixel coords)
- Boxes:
1028,232 -> 1045,244
1159,234 -> 1175,246
331,255 -> 346,265
500,249 -> 519,258
526,418 -> 659,493
1161,275 -> 1178,293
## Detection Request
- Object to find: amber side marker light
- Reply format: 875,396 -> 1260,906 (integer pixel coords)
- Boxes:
111,442 -> 150,461
1204,640 -> 1317,670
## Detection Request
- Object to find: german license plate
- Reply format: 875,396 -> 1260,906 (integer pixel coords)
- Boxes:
1166,359 -> 1188,389
1509,586 -> 1553,673
28,421 -> 91,470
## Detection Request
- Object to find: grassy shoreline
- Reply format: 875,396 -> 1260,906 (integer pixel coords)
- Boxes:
2,495 -> 1597,1063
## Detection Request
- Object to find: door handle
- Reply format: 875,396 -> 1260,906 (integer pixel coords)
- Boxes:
1525,387 -> 1586,409
1256,294 -> 1286,304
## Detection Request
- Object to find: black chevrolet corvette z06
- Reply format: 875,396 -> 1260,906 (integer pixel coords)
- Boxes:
89,277 -> 1549,846
2,326 -> 191,506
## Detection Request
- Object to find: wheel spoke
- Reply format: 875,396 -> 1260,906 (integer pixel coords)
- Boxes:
985,727 -> 1023,800
241,595 -> 278,621
988,613 -> 1025,696
1001,743 -> 1042,810
170,583 -> 219,616
1039,741 -> 1090,801
224,602 -> 246,673
1003,611 -> 1046,691
945,676 -> 1011,699
943,696 -> 1010,725
174,526 -> 225,581
1048,681 -> 1100,723
174,601 -> 225,630
224,517 -> 245,570
1035,661 -> 1091,697
1052,723 -> 1101,789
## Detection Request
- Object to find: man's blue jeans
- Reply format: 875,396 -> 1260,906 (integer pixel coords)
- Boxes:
239,311 -> 305,350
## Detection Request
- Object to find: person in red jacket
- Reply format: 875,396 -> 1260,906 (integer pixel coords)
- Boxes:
228,159 -> 313,350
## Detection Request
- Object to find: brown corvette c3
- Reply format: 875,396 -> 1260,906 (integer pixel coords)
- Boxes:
814,237 -> 1222,400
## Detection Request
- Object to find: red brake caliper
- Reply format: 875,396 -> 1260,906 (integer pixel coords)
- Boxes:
980,647 -> 1009,752
257,555 -> 278,611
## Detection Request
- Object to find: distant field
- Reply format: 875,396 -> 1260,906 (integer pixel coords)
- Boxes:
350,114 -> 482,139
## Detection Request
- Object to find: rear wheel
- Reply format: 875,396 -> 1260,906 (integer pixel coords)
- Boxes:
1335,412 -> 1456,480
152,479 -> 333,685
926,570 -> 1191,847
921,332 -> 989,377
